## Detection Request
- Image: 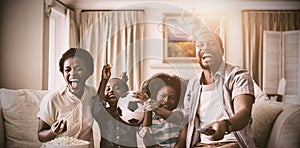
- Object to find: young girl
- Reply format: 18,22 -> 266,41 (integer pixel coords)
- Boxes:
37,48 -> 96,147
134,73 -> 187,148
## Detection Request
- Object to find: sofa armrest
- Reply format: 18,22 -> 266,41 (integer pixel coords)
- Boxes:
0,104 -> 5,147
267,103 -> 300,148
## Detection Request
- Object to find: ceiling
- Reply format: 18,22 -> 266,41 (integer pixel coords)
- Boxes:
58,0 -> 300,10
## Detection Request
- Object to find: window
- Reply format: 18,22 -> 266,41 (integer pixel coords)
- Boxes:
263,30 -> 300,104
48,8 -> 70,90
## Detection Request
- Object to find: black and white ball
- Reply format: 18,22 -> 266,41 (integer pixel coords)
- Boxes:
117,91 -> 145,125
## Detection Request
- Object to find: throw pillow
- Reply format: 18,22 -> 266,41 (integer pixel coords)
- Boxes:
251,100 -> 283,148
0,89 -> 48,147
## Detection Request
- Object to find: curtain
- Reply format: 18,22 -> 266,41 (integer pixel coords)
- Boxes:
79,11 -> 144,90
242,10 -> 300,87
69,9 -> 78,47
48,8 -> 76,90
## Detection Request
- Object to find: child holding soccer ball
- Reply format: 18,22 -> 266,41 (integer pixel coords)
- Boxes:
92,64 -> 139,148
133,73 -> 187,148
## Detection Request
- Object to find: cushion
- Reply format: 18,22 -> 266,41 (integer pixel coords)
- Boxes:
253,80 -> 269,103
0,89 -> 48,147
0,104 -> 5,147
251,100 -> 283,148
267,104 -> 300,148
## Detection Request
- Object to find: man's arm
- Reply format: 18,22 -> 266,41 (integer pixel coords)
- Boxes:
230,94 -> 254,131
206,94 -> 254,141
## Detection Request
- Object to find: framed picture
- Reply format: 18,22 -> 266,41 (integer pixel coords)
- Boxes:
163,13 -> 225,63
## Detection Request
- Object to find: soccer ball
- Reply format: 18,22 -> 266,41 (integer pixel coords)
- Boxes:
117,91 -> 145,125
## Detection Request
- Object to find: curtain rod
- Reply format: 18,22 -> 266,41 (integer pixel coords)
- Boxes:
56,0 -> 75,11
81,9 -> 144,12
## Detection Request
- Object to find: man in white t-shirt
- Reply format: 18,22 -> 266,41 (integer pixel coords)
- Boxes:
183,31 -> 256,148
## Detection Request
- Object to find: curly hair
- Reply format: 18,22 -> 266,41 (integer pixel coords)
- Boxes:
59,48 -> 94,76
142,73 -> 182,102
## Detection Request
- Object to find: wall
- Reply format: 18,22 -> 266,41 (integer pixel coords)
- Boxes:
72,0 -> 300,81
142,1 -> 300,80
0,0 -> 44,89
0,0 -> 299,89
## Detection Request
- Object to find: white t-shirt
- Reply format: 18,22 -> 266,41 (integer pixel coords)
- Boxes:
37,85 -> 96,144
198,83 -> 236,143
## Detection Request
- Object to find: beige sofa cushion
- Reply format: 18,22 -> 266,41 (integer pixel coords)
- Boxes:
0,105 -> 4,146
252,100 -> 283,148
0,88 -> 48,147
252,81 -> 283,148
267,104 -> 300,148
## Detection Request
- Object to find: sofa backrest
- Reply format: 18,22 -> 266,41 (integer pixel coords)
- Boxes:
252,82 -> 283,148
252,81 -> 300,148
0,88 -> 49,147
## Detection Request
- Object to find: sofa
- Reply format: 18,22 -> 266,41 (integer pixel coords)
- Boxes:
0,88 -> 102,148
0,83 -> 299,148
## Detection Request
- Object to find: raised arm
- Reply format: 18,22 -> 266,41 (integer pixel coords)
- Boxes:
97,64 -> 111,100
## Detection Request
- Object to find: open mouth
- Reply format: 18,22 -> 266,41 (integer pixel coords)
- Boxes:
202,54 -> 213,60
108,93 -> 116,98
107,93 -> 118,102
69,78 -> 79,89
161,104 -> 170,109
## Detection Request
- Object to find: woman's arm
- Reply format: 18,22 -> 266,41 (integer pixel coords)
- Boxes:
37,119 -> 66,142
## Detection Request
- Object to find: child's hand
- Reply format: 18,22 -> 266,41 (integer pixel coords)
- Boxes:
143,99 -> 159,111
138,127 -> 152,138
51,119 -> 67,136
133,91 -> 149,101
102,64 -> 111,80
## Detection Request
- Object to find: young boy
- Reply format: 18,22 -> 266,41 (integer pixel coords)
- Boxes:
134,73 -> 187,148
92,64 -> 139,148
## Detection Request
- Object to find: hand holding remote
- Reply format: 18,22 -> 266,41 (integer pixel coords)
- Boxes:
197,127 -> 216,135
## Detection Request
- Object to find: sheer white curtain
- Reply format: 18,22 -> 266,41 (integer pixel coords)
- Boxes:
48,8 -> 78,90
79,11 -> 144,90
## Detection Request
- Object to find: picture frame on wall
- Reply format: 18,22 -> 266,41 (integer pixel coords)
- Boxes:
163,13 -> 225,63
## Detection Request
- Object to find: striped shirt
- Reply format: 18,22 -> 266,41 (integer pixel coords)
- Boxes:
151,109 -> 182,148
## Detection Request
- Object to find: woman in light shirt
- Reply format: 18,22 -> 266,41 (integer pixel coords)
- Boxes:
37,48 -> 96,147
